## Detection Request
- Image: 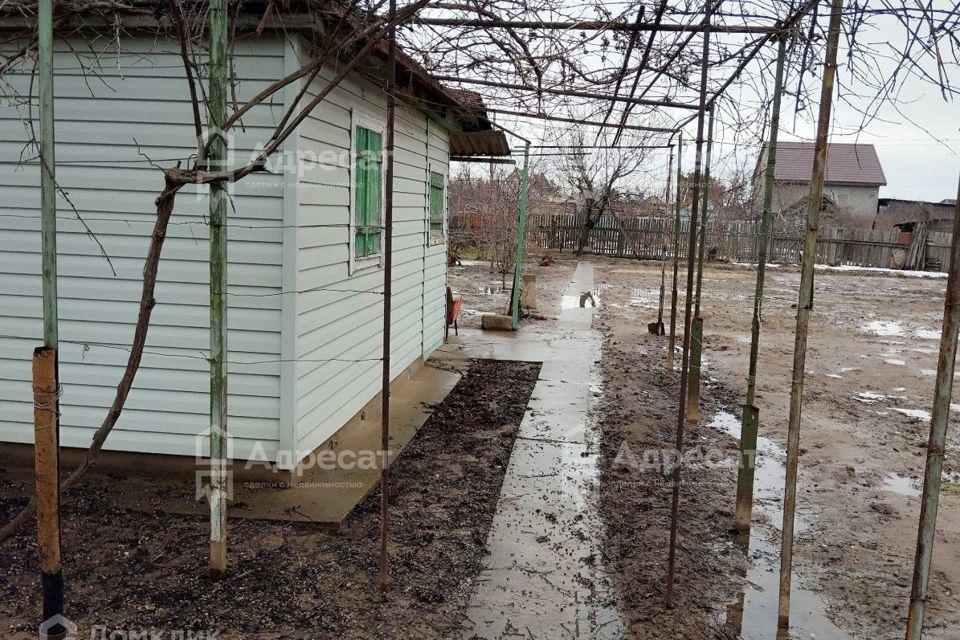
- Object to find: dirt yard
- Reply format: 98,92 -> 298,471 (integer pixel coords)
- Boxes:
0,360 -> 540,640
585,257 -> 960,639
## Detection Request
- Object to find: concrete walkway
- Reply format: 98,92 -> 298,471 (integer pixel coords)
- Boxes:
439,262 -> 625,639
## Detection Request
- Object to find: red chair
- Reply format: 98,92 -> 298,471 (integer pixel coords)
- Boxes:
446,286 -> 463,339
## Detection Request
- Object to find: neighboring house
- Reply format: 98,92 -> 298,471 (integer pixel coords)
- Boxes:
752,142 -> 887,223
0,4 -> 506,470
875,198 -> 958,232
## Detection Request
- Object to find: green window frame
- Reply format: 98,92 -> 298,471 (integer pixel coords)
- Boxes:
354,126 -> 383,259
429,171 -> 445,243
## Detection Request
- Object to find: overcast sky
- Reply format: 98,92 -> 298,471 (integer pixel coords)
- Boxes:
439,2 -> 959,204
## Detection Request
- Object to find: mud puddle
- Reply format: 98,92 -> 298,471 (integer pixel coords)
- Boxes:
707,411 -> 852,640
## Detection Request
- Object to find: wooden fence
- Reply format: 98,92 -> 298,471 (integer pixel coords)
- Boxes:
529,213 -> 952,272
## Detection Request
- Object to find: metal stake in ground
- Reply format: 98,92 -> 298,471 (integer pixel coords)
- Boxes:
667,133 -> 683,370
650,145 -> 674,336
380,0 -> 398,592
685,106 -> 715,425
777,0 -> 844,629
666,1 -> 711,608
208,0 -> 229,580
905,177 -> 960,640
736,37 -> 788,535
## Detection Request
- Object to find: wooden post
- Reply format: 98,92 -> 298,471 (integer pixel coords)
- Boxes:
34,347 -> 64,639
208,0 -> 229,580
379,0 -> 397,592
666,2 -> 711,607
685,106 -> 714,424
778,0 -> 844,629
737,36 -> 788,535
668,133 -> 683,370
905,178 -> 960,640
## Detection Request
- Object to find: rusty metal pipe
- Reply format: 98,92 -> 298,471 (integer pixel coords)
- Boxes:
777,0 -> 845,629
665,1 -> 712,608
905,177 -> 960,639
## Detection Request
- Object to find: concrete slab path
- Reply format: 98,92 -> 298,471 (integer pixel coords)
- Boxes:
439,261 -> 625,639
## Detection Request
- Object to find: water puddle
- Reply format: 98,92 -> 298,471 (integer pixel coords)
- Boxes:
862,320 -> 904,337
561,291 -> 599,310
883,471 -> 960,497
893,408 -> 931,422
882,473 -> 923,497
479,284 -> 505,295
707,411 -> 852,640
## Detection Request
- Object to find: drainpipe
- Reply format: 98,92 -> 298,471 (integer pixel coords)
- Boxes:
905,177 -> 960,639
510,142 -> 531,330
737,36 -> 788,535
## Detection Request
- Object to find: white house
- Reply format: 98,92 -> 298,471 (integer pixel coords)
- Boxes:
0,7 -> 507,471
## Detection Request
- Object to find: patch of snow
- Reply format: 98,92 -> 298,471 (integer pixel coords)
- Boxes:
952,403 -> 960,413
893,408 -> 932,422
856,391 -> 907,405
815,264 -> 947,278
862,320 -> 904,337
921,368 -> 937,377
915,328 -> 941,340
826,373 -> 843,379
885,359 -> 906,366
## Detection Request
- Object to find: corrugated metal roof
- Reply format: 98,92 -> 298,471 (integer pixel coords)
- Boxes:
770,142 -> 887,186
450,130 -> 512,157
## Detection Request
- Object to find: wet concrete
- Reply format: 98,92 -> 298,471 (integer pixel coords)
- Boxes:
707,410 -> 852,640
439,262 -> 625,639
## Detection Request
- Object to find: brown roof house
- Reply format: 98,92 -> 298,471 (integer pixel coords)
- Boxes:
752,142 -> 887,225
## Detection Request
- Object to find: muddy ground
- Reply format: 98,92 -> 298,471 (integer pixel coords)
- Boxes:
587,257 -> 959,639
454,253 -> 959,639
0,360 -> 540,640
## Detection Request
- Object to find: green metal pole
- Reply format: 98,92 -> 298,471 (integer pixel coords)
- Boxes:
208,0 -> 229,581
778,0 -> 844,628
39,0 -> 57,350
905,178 -> 960,640
510,142 -> 531,330
736,37 -> 788,535
685,106 -> 714,424
667,133 -> 683,370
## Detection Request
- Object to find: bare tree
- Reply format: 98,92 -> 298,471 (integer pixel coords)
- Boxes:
557,130 -> 650,255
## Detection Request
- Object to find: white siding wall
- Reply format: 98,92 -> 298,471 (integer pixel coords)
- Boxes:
292,39 -> 450,455
0,37 -> 289,461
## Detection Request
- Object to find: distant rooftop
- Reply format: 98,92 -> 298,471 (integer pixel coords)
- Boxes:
766,142 -> 887,187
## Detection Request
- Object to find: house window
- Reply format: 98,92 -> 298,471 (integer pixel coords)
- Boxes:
354,126 -> 383,259
429,171 -> 445,244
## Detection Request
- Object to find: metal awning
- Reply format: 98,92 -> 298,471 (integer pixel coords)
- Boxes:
450,130 -> 512,157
